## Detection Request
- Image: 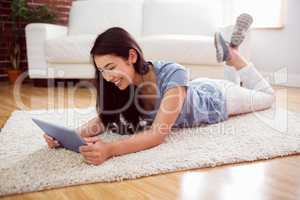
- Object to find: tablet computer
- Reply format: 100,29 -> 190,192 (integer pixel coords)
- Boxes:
32,118 -> 86,153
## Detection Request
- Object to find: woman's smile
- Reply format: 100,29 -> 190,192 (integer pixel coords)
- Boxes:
114,78 -> 122,87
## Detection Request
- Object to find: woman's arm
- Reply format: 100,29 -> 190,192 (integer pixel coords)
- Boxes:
108,126 -> 164,156
80,86 -> 187,164
76,116 -> 106,138
109,86 -> 187,156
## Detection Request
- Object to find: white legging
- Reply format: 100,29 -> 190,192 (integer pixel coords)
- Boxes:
212,62 -> 275,116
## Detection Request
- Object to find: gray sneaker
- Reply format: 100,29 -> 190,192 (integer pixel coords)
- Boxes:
214,32 -> 230,63
230,13 -> 253,48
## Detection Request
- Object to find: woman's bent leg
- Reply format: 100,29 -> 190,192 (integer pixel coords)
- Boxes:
238,62 -> 274,95
224,63 -> 275,116
213,32 -> 275,116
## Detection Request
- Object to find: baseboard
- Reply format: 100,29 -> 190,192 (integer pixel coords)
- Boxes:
260,70 -> 300,88
32,78 -> 94,87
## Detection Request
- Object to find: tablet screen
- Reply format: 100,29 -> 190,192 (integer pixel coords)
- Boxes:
32,118 -> 86,153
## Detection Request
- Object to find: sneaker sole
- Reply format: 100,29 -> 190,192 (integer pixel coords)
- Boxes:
230,13 -> 253,47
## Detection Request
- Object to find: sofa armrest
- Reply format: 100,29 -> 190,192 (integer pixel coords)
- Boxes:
25,23 -> 67,78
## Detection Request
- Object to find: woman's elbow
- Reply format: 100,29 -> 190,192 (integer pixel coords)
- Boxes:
147,127 -> 171,147
154,131 -> 170,145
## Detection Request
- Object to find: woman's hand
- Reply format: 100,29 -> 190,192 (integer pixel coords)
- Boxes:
77,127 -> 100,138
76,117 -> 105,138
79,136 -> 112,165
43,134 -> 61,149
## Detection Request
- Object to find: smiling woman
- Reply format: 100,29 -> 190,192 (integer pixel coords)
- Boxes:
43,19 -> 276,166
90,27 -> 152,135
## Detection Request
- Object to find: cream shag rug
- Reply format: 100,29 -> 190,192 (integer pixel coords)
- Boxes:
1,107 -> 300,196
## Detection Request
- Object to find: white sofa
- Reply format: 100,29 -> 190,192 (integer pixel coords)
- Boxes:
25,0 -> 251,81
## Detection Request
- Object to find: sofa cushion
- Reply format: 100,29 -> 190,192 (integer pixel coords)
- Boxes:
45,35 -> 96,64
46,34 -> 221,66
139,34 -> 221,66
142,0 -> 222,36
68,0 -> 144,38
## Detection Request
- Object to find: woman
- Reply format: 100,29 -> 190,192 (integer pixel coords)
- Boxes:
44,14 -> 275,165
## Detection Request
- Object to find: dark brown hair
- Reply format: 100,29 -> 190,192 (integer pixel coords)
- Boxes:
90,27 -> 151,135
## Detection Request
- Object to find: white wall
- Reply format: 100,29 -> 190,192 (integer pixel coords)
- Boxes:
250,0 -> 300,87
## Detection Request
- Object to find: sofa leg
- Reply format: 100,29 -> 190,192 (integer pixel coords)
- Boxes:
54,79 -> 79,87
33,79 -> 76,87
77,79 -> 96,87
33,79 -> 52,87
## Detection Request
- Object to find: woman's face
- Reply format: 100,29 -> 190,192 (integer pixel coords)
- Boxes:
94,49 -> 138,90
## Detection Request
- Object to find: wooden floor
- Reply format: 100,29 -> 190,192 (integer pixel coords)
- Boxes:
1,81 -> 300,200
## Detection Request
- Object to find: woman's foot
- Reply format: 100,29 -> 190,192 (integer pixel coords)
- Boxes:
214,13 -> 252,69
214,33 -> 248,70
230,13 -> 253,48
214,32 -> 231,63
